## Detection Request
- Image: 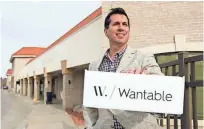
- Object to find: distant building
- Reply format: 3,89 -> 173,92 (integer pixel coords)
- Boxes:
1,77 -> 7,88
9,47 -> 46,92
6,69 -> 12,90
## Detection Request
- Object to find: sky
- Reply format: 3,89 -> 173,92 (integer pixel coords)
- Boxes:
0,1 -> 102,77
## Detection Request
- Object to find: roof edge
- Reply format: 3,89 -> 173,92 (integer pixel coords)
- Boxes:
26,6 -> 102,65
10,55 -> 36,63
12,47 -> 46,56
6,69 -> 12,76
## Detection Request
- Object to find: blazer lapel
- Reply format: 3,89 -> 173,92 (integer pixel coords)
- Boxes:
94,54 -> 104,71
116,46 -> 136,73
93,46 -> 136,72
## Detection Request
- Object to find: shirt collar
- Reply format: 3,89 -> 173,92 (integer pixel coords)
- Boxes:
104,45 -> 127,59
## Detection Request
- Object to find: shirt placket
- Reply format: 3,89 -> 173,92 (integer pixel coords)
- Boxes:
110,55 -> 117,72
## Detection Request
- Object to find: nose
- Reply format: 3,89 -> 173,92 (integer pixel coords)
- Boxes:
118,24 -> 124,32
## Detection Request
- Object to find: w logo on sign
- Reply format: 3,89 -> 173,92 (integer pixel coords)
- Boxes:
94,86 -> 104,96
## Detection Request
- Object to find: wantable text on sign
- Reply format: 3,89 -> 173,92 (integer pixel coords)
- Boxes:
83,70 -> 185,115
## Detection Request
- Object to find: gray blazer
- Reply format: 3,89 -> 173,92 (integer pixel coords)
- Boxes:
83,46 -> 165,129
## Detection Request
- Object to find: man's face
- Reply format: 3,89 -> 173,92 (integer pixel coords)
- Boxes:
104,14 -> 130,46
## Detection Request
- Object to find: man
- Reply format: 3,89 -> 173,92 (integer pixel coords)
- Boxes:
83,7 -> 164,129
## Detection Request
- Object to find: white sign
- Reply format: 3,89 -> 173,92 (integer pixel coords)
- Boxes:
83,70 -> 185,114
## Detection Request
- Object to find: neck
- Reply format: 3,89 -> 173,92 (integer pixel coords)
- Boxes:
109,43 -> 127,58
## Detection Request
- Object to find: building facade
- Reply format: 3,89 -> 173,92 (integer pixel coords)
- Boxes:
8,2 -> 203,127
6,69 -> 12,90
10,47 -> 46,93
1,77 -> 7,88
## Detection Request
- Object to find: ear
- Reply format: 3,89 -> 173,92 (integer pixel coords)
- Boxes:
104,29 -> 108,37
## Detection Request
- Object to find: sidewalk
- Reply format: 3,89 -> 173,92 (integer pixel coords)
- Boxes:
24,105 -> 79,129
10,91 -> 85,129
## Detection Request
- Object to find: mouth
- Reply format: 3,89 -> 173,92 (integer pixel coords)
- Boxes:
116,33 -> 126,38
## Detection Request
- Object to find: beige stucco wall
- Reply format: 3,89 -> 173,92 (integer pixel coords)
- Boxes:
57,74 -> 63,100
102,1 -> 203,49
72,70 -> 85,106
6,75 -> 11,89
12,58 -> 33,91
52,75 -> 63,101
1,78 -> 7,87
13,58 -> 33,77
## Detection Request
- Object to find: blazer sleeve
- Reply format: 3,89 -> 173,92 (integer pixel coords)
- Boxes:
83,63 -> 99,129
83,107 -> 99,129
141,52 -> 164,75
109,52 -> 164,128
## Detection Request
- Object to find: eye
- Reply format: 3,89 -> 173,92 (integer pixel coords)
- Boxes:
123,23 -> 128,26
